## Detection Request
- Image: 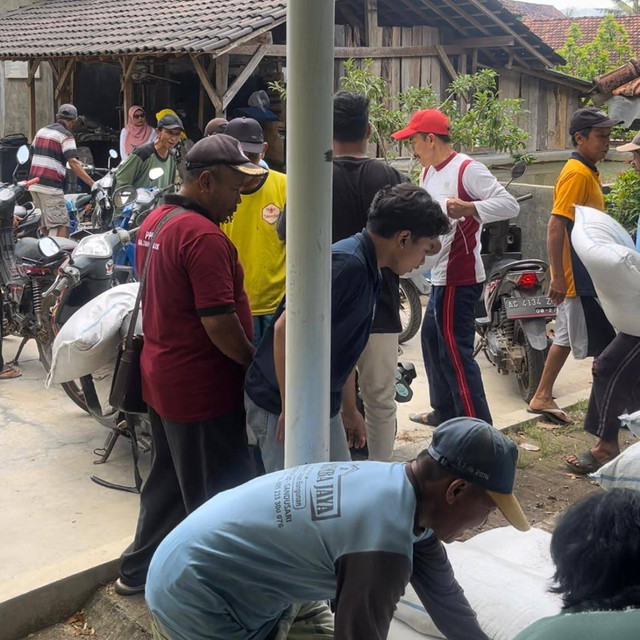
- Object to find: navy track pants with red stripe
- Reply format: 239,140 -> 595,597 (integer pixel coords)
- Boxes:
421,283 -> 492,424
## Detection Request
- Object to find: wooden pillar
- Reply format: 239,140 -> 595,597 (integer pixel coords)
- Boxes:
54,58 -> 75,109
198,57 -> 216,129
27,59 -> 41,141
215,54 -> 229,116
120,56 -> 138,123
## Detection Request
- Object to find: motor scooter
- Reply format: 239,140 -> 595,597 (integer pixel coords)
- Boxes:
474,161 -> 556,402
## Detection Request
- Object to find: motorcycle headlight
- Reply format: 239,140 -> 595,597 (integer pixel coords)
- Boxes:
73,234 -> 112,258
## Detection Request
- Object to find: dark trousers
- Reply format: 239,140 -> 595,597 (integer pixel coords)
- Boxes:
584,333 -> 640,443
421,283 -> 492,424
119,406 -> 255,586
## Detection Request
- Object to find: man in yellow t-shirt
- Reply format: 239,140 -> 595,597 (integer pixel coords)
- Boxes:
528,108 -> 618,424
221,118 -> 286,345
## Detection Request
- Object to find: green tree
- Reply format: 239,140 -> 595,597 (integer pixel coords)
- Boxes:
557,15 -> 632,81
269,61 -> 529,161
604,168 -> 640,232
606,0 -> 640,15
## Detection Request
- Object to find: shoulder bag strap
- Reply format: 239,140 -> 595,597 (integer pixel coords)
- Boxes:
125,205 -> 187,346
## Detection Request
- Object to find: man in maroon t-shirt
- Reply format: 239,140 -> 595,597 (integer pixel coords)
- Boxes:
116,134 -> 267,596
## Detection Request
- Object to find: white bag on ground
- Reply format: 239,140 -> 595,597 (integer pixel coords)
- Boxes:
571,206 -> 640,337
591,438 -> 640,491
394,527 -> 561,640
47,283 -> 140,385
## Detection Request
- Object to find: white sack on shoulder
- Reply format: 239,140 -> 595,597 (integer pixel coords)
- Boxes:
47,283 -> 140,385
571,206 -> 640,337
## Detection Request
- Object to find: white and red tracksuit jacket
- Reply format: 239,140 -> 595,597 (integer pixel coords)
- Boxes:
420,152 -> 520,286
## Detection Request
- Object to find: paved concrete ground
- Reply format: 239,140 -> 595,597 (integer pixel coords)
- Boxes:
0,325 -> 592,611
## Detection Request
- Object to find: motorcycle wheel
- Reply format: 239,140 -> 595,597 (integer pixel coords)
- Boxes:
399,279 -> 423,344
36,339 -> 90,414
513,320 -> 546,403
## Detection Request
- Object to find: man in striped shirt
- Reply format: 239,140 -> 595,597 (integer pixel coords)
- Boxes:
28,104 -> 95,237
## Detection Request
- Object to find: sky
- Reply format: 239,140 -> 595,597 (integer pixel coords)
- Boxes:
534,0 -> 613,10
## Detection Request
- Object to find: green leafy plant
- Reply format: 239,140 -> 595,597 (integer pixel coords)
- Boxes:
557,15 -> 632,81
604,167 -> 640,232
269,61 -> 529,162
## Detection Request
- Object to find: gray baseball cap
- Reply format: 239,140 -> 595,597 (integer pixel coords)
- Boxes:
428,417 -> 530,531
57,104 -> 78,119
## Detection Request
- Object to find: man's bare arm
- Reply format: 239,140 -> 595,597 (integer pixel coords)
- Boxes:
547,214 -> 569,305
200,313 -> 255,367
273,311 -> 287,442
68,157 -> 95,188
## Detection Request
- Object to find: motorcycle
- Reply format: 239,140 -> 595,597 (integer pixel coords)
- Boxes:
66,148 -> 120,234
0,147 -> 78,374
399,270 -> 430,344
111,166 -> 174,280
42,188 -> 151,491
474,160 -> 555,402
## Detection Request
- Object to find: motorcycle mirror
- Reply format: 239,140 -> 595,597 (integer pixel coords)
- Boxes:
149,167 -> 165,181
113,185 -> 137,208
16,145 -> 30,165
109,149 -> 118,159
38,236 -> 61,259
510,159 -> 527,180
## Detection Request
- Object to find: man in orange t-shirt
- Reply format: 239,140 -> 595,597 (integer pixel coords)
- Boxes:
528,108 -> 618,424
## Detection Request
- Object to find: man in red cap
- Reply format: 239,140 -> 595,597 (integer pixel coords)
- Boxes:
392,110 -> 519,426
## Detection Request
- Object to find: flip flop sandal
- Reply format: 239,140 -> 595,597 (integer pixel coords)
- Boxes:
564,450 -> 604,475
527,408 -> 573,425
0,365 -> 21,380
409,412 -> 441,427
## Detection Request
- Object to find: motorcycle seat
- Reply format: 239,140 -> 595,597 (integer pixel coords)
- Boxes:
76,193 -> 91,208
15,236 -> 77,261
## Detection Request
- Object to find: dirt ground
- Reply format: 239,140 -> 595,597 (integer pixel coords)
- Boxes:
461,400 -> 636,540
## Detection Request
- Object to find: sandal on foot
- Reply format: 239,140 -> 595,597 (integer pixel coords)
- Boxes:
409,412 -> 442,427
0,365 -> 21,380
565,450 -> 604,475
527,407 -> 573,425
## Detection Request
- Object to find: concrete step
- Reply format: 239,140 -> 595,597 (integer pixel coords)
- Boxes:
19,623 -> 79,640
19,583 -> 153,640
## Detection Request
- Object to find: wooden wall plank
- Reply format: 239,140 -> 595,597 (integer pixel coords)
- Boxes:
401,27 -> 413,92
556,87 -> 569,150
390,27 -> 402,104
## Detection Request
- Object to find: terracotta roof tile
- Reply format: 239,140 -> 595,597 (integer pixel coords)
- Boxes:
500,1 -> 565,20
0,0 -> 287,58
524,15 -> 640,57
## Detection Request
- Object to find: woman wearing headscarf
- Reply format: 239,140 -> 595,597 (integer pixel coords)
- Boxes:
120,106 -> 156,161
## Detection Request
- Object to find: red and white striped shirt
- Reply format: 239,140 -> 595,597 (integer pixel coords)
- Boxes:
28,122 -> 79,195
421,152 -> 519,286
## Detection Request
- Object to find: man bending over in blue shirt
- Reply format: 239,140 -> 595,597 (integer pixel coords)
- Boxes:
244,183 -> 451,472
145,417 -> 529,640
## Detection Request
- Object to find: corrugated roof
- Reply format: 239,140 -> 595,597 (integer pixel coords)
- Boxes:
0,0 -> 287,58
524,15 -> 640,57
500,1 -> 565,20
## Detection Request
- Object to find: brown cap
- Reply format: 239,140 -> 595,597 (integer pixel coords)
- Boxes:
204,117 -> 229,136
617,131 -> 640,153
186,134 -> 267,176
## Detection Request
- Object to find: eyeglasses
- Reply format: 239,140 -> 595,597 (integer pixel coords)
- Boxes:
133,112 -> 145,119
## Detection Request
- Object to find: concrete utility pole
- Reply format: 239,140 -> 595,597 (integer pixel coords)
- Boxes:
284,0 -> 335,468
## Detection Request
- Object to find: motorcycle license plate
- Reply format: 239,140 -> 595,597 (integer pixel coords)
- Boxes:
504,296 -> 556,319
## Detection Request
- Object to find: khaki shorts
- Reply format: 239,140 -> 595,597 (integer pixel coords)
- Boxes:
30,190 -> 69,230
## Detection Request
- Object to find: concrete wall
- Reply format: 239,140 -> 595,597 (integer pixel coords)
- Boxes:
0,0 -> 54,139
509,183 -> 554,263
0,63 -> 54,139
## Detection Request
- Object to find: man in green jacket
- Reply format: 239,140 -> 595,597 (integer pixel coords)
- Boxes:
114,113 -> 182,190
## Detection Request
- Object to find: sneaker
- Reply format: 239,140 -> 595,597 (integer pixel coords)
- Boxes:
114,578 -> 145,596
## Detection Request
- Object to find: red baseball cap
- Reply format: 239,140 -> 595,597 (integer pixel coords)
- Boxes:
392,109 -> 450,140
